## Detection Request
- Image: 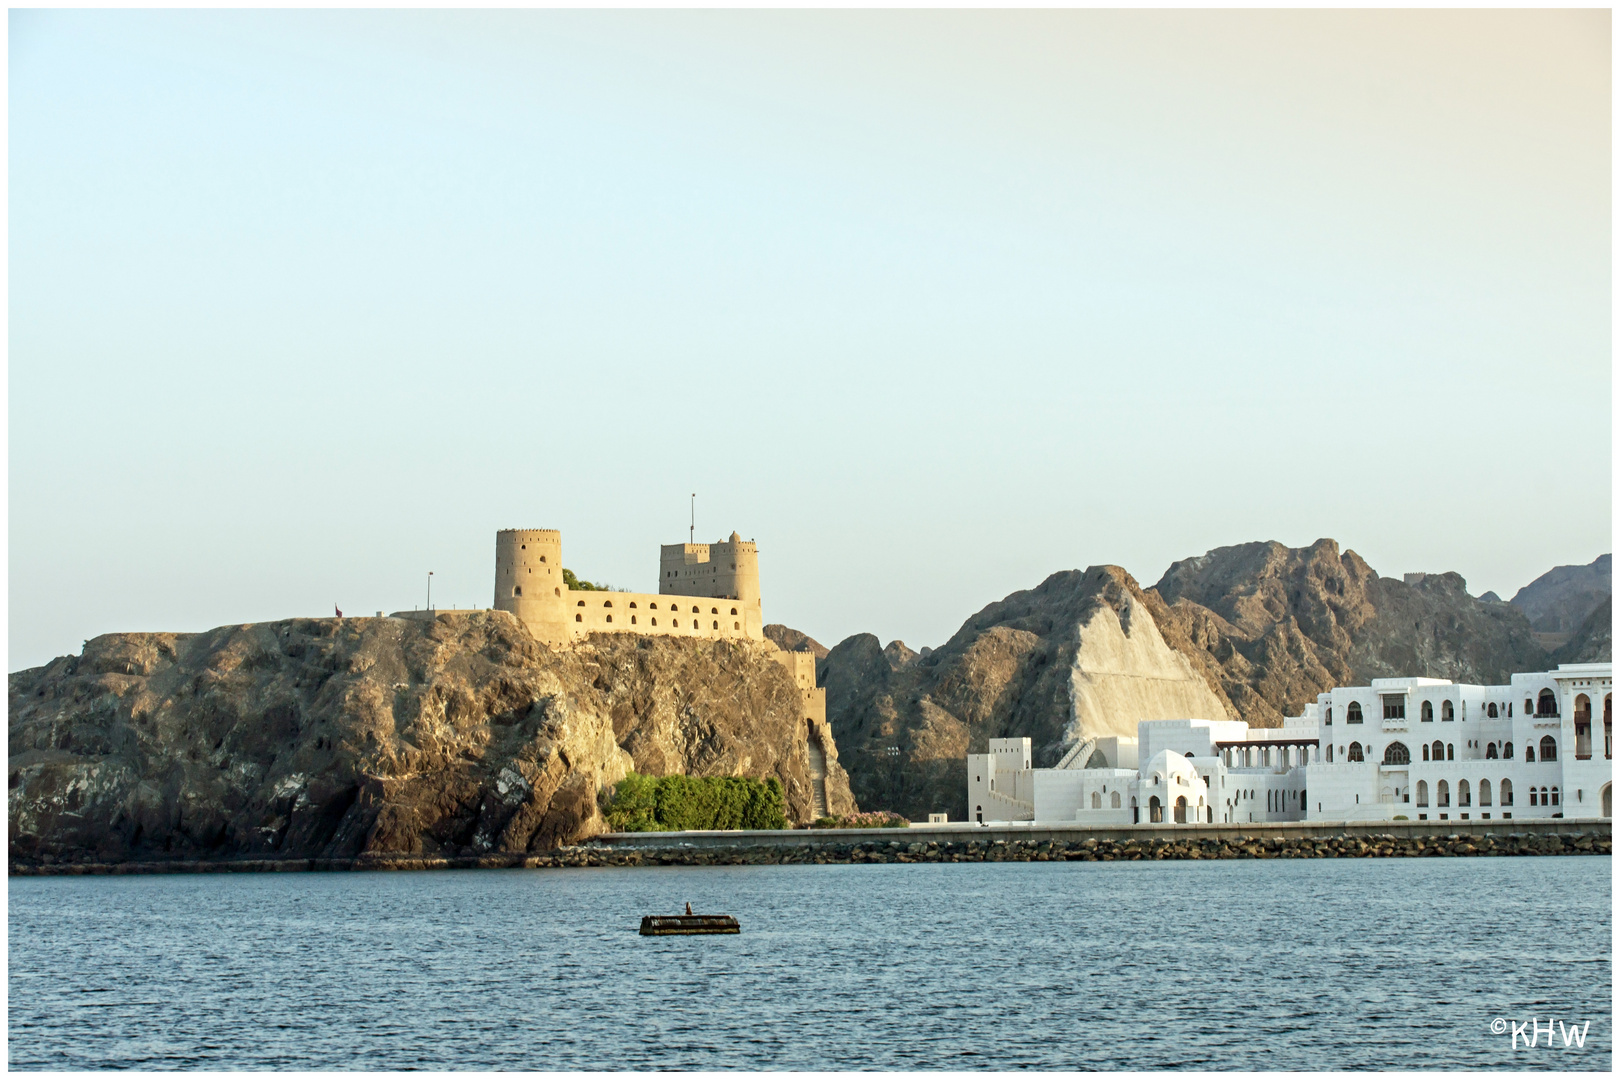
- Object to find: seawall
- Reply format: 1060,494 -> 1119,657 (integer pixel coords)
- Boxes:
10,818 -> 1608,874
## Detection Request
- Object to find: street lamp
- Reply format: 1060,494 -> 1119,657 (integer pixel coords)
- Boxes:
427,571 -> 434,612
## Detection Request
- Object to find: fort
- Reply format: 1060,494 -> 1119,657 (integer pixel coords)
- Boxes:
489,526 -> 833,817
492,528 -> 764,646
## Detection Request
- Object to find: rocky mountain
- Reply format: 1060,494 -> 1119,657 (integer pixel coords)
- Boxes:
9,612 -> 854,869
1551,595 -> 1612,666
822,539 -> 1574,822
819,566 -> 1232,821
1151,539 -> 1551,719
1509,554 -> 1611,648
763,624 -> 829,660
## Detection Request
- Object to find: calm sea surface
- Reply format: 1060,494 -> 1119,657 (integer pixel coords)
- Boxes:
8,857 -> 1611,1070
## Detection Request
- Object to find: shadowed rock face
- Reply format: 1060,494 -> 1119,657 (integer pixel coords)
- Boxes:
1551,596 -> 1613,666
8,612 -> 854,867
1509,554 -> 1612,634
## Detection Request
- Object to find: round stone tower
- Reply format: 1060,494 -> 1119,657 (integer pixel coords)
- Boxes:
716,530 -> 760,604
493,529 -> 568,644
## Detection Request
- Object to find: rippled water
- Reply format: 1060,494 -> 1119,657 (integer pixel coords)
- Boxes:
8,857 -> 1611,1070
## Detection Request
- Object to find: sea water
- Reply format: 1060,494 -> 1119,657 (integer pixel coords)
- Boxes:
7,856 -> 1611,1070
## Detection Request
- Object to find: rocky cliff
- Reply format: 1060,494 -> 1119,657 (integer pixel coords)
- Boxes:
763,624 -> 829,660
1151,539 -> 1553,722
1551,595 -> 1613,666
1509,554 -> 1612,647
823,539 -> 1584,822
8,612 -> 855,869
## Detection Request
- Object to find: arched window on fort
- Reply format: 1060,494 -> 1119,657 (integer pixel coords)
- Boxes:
1503,741 -> 1514,760
1550,786 -> 1560,807
1431,740 -> 1444,761
712,621 -> 719,630
692,620 -> 699,629
1499,779 -> 1513,806
1458,779 -> 1471,807
649,602 -> 658,609
1347,742 -> 1364,762
1539,735 -> 1557,762
1421,701 -> 1433,722
1442,700 -> 1454,722
1416,781 -> 1428,807
1524,743 -> 1535,763
1478,779 -> 1492,806
1537,690 -> 1558,717
1574,695 -> 1592,758
1091,792 -> 1101,809
630,616 -> 636,625
605,615 -> 612,624
1149,796 -> 1163,823
731,608 -> 738,616
710,607 -> 719,615
691,606 -> 699,613
513,586 -> 522,597
1437,780 -> 1450,807
1487,703 -> 1498,718
1383,742 -> 1409,765
575,614 -> 582,622
1486,742 -> 1498,759
628,602 -> 637,609
1111,791 -> 1121,808
577,600 -> 585,607
1422,744 -> 1430,761
1446,743 -> 1454,761
554,588 -> 560,597
603,600 -> 612,608
733,622 -> 740,630
1346,702 -> 1363,724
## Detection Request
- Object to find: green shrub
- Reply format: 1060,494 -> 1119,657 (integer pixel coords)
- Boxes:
563,568 -> 606,591
606,772 -> 787,832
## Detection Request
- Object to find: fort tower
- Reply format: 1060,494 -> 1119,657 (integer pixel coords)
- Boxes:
493,529 -> 569,644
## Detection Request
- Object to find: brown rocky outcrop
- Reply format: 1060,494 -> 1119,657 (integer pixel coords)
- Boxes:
1151,539 -> 1555,724
763,624 -> 829,660
824,539 -> 1572,822
8,613 -> 855,869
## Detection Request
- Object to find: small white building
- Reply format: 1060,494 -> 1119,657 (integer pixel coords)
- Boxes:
965,663 -> 1612,825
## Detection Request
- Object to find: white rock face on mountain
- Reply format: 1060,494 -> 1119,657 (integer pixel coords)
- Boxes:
1066,593 -> 1231,743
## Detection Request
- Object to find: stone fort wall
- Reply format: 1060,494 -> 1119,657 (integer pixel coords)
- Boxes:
493,527 -> 764,646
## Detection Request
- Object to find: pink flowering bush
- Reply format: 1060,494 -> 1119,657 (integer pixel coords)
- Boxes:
811,811 -> 909,829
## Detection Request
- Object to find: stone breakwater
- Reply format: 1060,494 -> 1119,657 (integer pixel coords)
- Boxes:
10,828 -> 1609,875
567,832 -> 1612,866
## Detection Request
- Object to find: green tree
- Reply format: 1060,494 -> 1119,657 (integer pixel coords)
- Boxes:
563,568 -> 606,591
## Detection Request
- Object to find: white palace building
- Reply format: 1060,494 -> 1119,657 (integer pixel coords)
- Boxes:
967,663 -> 1612,825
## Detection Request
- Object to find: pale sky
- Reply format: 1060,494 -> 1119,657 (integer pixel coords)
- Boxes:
8,9 -> 1612,671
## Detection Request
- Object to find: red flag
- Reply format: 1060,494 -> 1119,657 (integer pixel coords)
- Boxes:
335,605 -> 343,618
